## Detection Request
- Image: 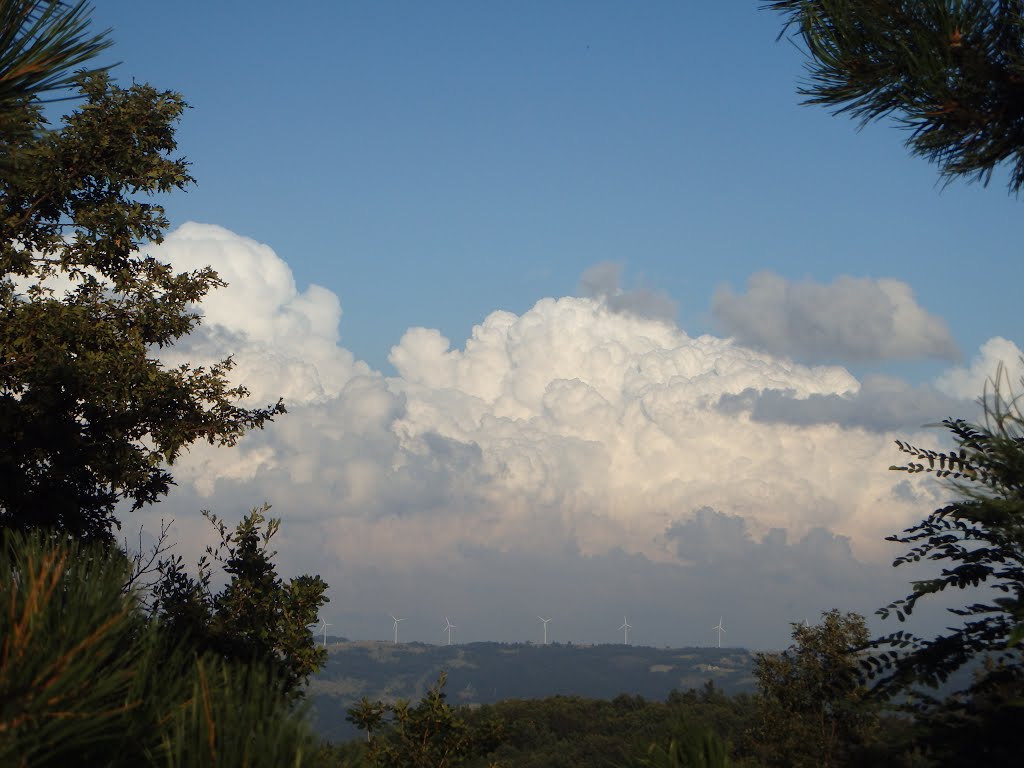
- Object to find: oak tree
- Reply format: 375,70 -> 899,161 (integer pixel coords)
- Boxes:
753,610 -> 878,768
151,506 -> 329,698
348,673 -> 477,768
0,71 -> 284,543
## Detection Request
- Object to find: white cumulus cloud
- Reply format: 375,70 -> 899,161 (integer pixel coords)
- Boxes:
935,336 -> 1024,401
132,225 -> 967,648
151,222 -> 372,406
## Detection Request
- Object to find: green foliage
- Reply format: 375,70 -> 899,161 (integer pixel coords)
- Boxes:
634,721 -> 731,768
0,0 -> 112,164
0,69 -> 284,544
1,7 -> 327,763
312,645 -> 766,765
152,505 -> 329,698
866,376 -> 1024,698
457,684 -> 756,768
309,639 -> 756,744
0,528 -> 143,766
330,671 -> 950,767
0,529 -> 329,768
346,698 -> 386,742
899,660 -> 1023,767
855,377 -> 1024,761
0,1 -> 111,108
764,0 -> 1024,759
752,610 -> 878,768
765,0 -> 1024,193
351,673 -> 480,768
156,658 -> 325,768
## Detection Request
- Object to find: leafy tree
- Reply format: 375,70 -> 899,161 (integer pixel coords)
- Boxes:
0,69 -> 284,544
765,0 -> 1024,193
0,0 -> 113,168
1,8 -> 329,763
152,506 -> 329,698
752,610 -> 879,768
450,687 -> 757,768
864,382 -> 1024,698
897,659 -> 1022,767
348,673 -> 482,768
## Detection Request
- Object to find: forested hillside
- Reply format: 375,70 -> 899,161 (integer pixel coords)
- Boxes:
309,641 -> 755,742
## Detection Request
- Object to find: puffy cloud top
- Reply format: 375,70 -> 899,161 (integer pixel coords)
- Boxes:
153,223 -> 371,405
149,227 -> 955,562
380,295 -> 905,562
134,226 -> 1001,646
935,336 -> 1024,400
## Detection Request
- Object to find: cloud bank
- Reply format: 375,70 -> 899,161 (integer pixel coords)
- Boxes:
132,225 -> 1009,648
712,272 -> 959,363
717,376 -> 970,432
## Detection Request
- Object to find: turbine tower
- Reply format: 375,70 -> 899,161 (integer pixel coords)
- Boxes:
538,616 -> 552,645
443,617 -> 456,646
713,617 -> 726,648
319,618 -> 331,648
390,614 -> 406,644
619,616 -> 632,645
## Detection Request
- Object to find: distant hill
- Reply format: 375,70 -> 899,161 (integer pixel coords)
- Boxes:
308,640 -> 756,743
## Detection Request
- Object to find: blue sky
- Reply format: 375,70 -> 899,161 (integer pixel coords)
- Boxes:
78,2 -> 1024,648
94,1 -> 1020,375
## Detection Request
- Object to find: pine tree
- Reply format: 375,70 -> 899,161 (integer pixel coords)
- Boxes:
1,1 -> 111,103
766,1 -> 1024,193
0,530 -> 329,768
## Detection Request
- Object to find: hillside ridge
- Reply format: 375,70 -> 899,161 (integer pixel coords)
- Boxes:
309,639 -> 756,743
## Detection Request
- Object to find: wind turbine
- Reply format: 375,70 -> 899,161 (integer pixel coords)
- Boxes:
319,618 -> 331,648
713,617 -> 726,648
443,617 -> 456,646
537,616 -> 552,645
619,616 -> 632,645
390,614 -> 406,644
